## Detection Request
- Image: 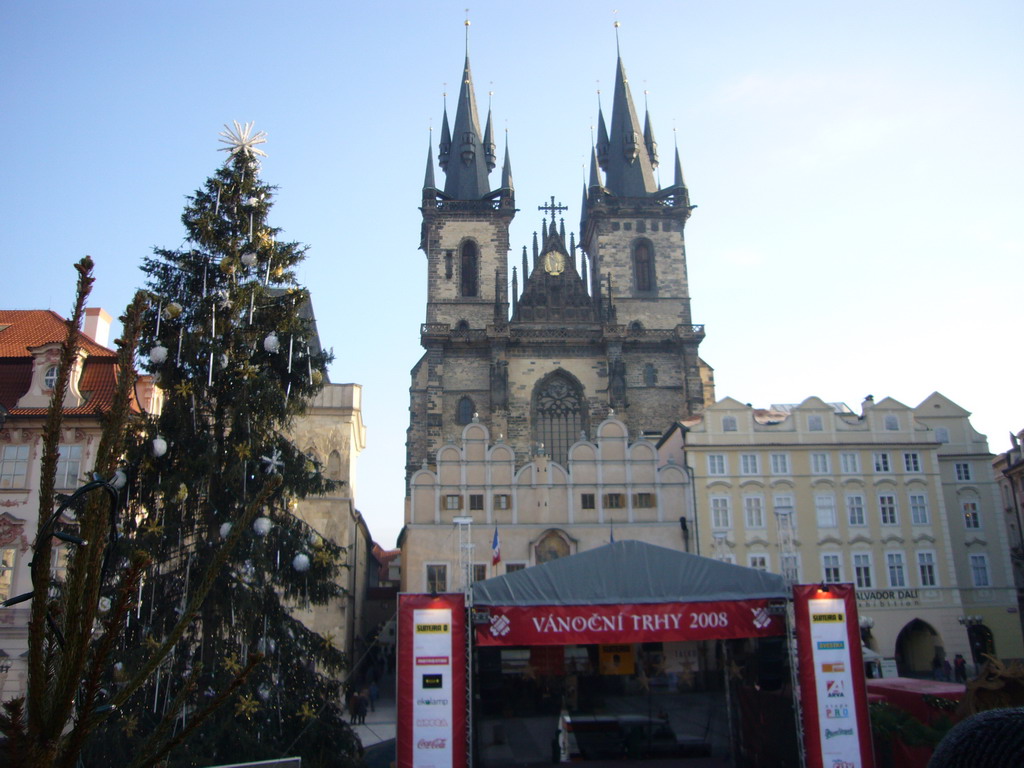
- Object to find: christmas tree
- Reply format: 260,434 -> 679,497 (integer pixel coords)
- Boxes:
84,123 -> 360,767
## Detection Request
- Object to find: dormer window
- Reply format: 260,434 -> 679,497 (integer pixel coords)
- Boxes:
43,365 -> 59,390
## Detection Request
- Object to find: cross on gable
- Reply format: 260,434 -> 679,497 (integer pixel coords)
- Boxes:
537,196 -> 568,220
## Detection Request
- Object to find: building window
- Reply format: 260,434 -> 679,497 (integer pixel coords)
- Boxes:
884,414 -> 899,431
918,551 -> 937,587
740,454 -> 759,475
963,501 -> 980,529
744,495 -> 765,529
955,463 -> 972,482
773,494 -> 795,518
0,547 -> 16,602
822,553 -> 842,583
0,444 -> 30,489
808,414 -> 824,431
43,364 -> 59,390
935,427 -> 950,443
873,452 -> 891,472
494,494 -> 510,510
55,444 -> 83,489
903,452 -> 922,473
770,453 -> 790,475
460,241 -> 478,297
707,454 -> 727,476
633,240 -> 655,293
840,452 -> 860,474
879,494 -> 899,526
886,552 -> 907,587
969,554 -> 990,587
780,553 -> 800,582
581,493 -> 595,510
711,496 -> 731,529
749,554 -> 769,571
472,564 -> 488,582
643,363 -> 657,386
846,494 -> 866,526
469,494 -> 484,511
633,492 -> 654,508
815,494 -> 837,528
426,564 -> 448,592
910,494 -> 929,525
722,415 -> 738,432
506,563 -> 526,573
811,453 -> 830,474
444,495 -> 462,511
456,396 -> 475,425
854,553 -> 873,588
603,493 -> 625,509
533,372 -> 586,468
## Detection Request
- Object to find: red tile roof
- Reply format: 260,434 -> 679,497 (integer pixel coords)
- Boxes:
0,310 -> 113,358
0,310 -> 123,416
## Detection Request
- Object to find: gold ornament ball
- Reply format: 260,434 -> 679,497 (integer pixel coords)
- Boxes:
174,483 -> 189,503
220,256 -> 237,274
163,302 -> 183,320
311,370 -> 323,386
272,265 -> 284,278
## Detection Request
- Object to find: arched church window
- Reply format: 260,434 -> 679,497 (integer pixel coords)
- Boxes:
643,363 -> 657,386
456,396 -> 475,425
326,450 -> 342,481
533,372 -> 587,467
460,241 -> 478,297
456,319 -> 470,331
633,240 -> 655,293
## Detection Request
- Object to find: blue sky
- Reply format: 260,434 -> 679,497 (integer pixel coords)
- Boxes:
3,1 -> 1022,548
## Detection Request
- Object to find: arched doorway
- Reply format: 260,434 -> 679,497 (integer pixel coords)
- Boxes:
895,618 -> 944,678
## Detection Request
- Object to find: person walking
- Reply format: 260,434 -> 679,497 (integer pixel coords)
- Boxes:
356,690 -> 369,725
954,654 -> 968,683
369,680 -> 379,713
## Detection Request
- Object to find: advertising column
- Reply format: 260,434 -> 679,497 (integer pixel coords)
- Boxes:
397,593 -> 467,768
793,583 -> 874,768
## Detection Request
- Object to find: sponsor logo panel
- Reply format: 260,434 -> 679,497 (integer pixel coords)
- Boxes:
422,673 -> 443,689
817,640 -> 845,650
416,655 -> 449,666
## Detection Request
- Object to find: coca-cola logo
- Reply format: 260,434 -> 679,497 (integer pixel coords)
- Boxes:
417,737 -> 447,749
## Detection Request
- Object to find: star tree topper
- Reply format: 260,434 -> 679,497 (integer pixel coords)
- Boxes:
218,120 -> 268,162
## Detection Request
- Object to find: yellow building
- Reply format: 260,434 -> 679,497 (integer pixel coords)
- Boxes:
661,393 -> 1024,674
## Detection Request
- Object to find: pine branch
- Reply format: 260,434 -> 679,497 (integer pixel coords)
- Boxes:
130,656 -> 262,768
25,257 -> 95,762
44,293 -> 146,759
110,474 -> 282,712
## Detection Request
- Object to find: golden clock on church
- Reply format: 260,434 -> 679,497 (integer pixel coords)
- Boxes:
543,250 -> 565,276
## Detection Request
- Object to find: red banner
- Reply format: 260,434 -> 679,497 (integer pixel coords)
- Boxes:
397,593 -> 467,768
474,599 -> 784,646
793,583 -> 875,768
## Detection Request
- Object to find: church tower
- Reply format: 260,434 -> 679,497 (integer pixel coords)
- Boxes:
407,44 -> 712,488
581,54 -> 709,417
408,46 -> 516,484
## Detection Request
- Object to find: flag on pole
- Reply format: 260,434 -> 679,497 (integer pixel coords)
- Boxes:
492,526 -> 501,566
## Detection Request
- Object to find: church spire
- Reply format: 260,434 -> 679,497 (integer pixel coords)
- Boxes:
643,106 -> 659,169
483,106 -> 497,172
603,55 -> 658,197
442,54 -> 491,199
423,133 -> 437,192
501,139 -> 514,192
438,103 -> 451,172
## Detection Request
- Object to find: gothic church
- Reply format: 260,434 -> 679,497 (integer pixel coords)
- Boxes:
401,46 -> 715,592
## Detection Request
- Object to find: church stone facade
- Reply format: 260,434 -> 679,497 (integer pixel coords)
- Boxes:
402,49 -> 714,591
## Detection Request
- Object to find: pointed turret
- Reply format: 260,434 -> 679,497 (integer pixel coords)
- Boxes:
603,56 -> 658,197
483,108 -> 497,172
423,136 -> 437,193
596,103 -> 610,170
501,141 -> 514,192
588,145 -> 603,189
442,56 -> 491,200
438,107 -> 451,171
673,144 -> 686,188
644,108 -> 659,169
